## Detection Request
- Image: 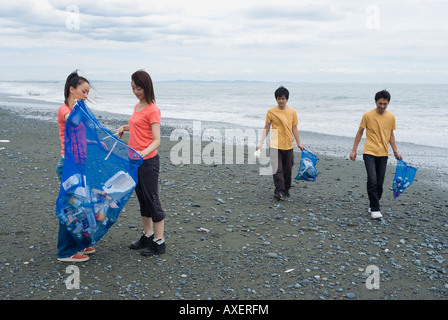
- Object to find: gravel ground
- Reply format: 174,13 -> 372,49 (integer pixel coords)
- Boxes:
1,106 -> 447,302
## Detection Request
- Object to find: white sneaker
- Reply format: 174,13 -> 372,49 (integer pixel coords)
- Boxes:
371,211 -> 383,219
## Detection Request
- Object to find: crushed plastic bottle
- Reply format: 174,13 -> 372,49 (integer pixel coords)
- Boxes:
62,173 -> 81,192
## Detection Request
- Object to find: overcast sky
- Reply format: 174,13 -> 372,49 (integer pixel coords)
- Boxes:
1,0 -> 447,83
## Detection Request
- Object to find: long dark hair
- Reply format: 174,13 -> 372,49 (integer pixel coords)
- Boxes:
64,70 -> 90,106
131,70 -> 155,104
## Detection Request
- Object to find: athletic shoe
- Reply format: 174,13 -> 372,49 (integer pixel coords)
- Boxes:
371,211 -> 383,219
80,247 -> 95,255
57,253 -> 89,262
274,192 -> 285,201
130,232 -> 154,249
141,240 -> 166,256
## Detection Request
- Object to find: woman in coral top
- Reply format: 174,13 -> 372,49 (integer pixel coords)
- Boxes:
116,70 -> 166,256
56,70 -> 95,262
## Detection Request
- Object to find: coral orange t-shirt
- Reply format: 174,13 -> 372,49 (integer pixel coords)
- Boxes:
57,103 -> 87,163
128,103 -> 161,160
57,104 -> 72,157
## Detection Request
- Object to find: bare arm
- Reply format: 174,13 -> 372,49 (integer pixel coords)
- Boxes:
350,126 -> 364,161
389,130 -> 402,160
138,123 -> 161,158
137,122 -> 160,158
292,125 -> 304,150
256,122 -> 271,150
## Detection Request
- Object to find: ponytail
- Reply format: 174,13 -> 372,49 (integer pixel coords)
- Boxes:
64,70 -> 90,106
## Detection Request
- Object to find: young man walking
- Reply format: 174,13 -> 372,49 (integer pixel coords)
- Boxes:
350,90 -> 403,219
257,86 -> 304,200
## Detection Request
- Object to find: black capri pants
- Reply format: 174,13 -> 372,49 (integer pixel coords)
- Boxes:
135,154 -> 165,222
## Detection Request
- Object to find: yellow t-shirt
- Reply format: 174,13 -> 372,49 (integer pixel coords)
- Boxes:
266,106 -> 299,150
360,109 -> 396,157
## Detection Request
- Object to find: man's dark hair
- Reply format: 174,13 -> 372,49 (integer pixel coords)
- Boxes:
375,90 -> 391,102
275,86 -> 289,100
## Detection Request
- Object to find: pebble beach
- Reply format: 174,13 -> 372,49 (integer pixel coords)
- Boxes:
1,104 -> 448,303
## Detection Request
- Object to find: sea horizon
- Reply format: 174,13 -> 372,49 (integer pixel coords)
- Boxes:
1,80 -> 447,186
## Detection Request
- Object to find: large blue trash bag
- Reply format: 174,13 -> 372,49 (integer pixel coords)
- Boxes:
56,100 -> 143,248
295,149 -> 319,182
393,159 -> 417,199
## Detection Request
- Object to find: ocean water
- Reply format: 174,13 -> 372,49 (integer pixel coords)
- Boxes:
1,80 -> 446,148
1,80 -> 447,183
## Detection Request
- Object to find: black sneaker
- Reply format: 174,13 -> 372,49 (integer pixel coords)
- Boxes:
141,240 -> 166,256
274,192 -> 285,200
130,232 -> 154,249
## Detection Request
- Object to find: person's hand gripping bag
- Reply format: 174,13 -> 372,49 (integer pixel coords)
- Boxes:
393,159 -> 417,199
295,149 -> 319,182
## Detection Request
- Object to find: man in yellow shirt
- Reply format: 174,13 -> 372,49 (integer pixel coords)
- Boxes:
257,86 -> 304,200
350,90 -> 403,219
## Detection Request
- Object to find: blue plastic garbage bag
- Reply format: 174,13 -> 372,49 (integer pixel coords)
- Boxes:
56,100 -> 142,248
295,149 -> 319,182
393,159 -> 417,199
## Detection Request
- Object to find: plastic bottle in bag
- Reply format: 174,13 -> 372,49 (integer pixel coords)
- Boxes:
57,206 -> 72,226
68,196 -> 82,208
62,174 -> 82,192
58,206 -> 76,226
91,189 -> 107,222
80,213 -> 92,238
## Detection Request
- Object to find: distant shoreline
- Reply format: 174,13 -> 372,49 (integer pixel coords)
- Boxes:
1,82 -> 448,184
2,102 -> 448,190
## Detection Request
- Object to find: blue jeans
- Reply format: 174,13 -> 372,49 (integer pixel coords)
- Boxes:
56,156 -> 81,258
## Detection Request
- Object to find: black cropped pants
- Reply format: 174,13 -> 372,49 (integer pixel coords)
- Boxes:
135,154 -> 165,222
